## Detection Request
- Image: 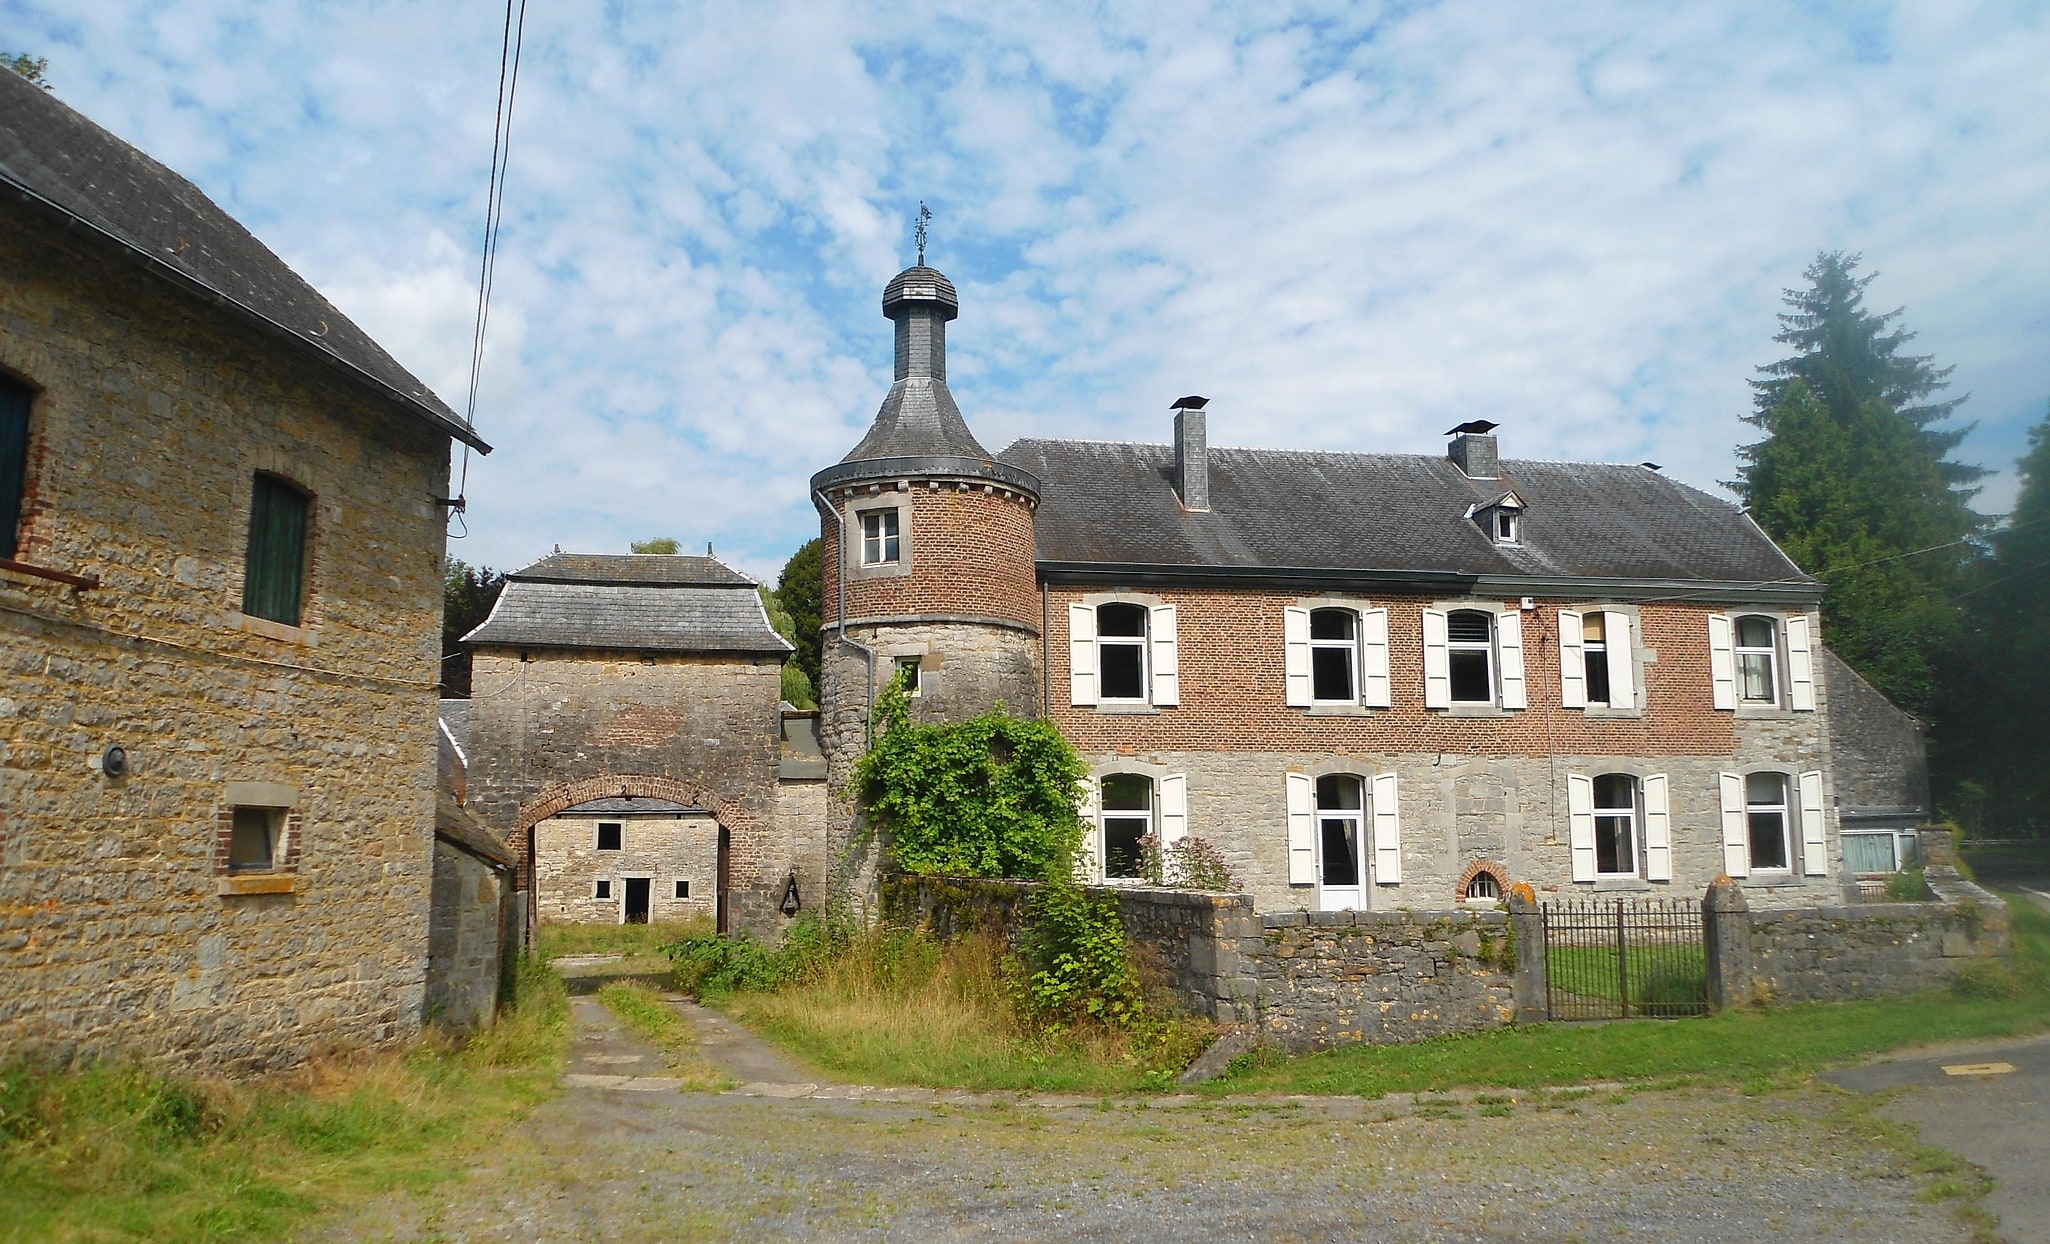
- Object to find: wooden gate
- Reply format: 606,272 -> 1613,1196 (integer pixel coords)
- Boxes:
1541,897 -> 1707,1020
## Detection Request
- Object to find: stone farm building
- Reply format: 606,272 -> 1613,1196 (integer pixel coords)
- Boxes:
0,72 -> 502,1067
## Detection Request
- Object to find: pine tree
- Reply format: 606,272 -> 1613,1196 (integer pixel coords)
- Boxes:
776,538 -> 823,693
1736,252 -> 1986,715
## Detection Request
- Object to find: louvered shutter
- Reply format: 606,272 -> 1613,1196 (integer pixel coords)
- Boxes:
1558,610 -> 1587,708
1159,774 -> 1188,850
1567,773 -> 1597,883
1068,603 -> 1098,706
1422,609 -> 1451,708
1371,771 -> 1402,884
1719,772 -> 1748,877
243,474 -> 308,626
1285,771 -> 1315,886
1150,604 -> 1180,706
1361,608 -> 1391,707
1604,612 -> 1636,710
1075,776 -> 1101,882
1786,615 -> 1816,711
1643,773 -> 1672,882
0,378 -> 29,560
1708,615 -> 1736,710
1283,606 -> 1312,707
1497,609 -> 1527,709
1798,770 -> 1828,875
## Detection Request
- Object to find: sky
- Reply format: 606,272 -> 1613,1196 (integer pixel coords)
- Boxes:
7,1 -> 2047,582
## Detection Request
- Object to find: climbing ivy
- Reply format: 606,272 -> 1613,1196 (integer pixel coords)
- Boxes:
853,671 -> 1087,879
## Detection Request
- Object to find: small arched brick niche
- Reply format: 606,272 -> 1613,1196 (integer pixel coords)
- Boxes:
1458,859 -> 1510,903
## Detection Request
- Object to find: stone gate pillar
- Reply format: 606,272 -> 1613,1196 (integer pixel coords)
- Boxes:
1703,876 -> 1753,1012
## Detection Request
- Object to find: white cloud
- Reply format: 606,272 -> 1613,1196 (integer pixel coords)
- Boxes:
9,0 -> 2047,577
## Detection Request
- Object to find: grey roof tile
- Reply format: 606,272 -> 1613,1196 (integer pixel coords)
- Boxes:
0,71 -> 485,450
509,553 -> 754,587
998,439 -> 1812,589
437,699 -> 472,754
555,797 -> 704,816
463,561 -> 792,654
435,791 -> 516,867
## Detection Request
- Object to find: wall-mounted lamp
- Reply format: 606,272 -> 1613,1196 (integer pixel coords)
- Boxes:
100,745 -> 128,778
781,873 -> 802,917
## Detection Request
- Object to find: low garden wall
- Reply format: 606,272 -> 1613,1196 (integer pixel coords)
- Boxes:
1255,908 -> 1522,1052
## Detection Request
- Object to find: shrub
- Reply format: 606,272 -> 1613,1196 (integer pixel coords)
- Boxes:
1138,834 -> 1243,892
1884,865 -> 1936,902
1951,959 -> 2020,1000
666,910 -> 859,995
1018,879 -> 1146,1028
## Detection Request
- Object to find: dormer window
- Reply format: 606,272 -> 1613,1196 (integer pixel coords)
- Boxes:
1493,509 -> 1519,544
1470,491 -> 1525,546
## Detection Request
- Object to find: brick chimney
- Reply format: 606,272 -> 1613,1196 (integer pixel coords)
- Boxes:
1173,396 -> 1210,511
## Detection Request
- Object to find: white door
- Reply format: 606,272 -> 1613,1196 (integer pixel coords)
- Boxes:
1315,774 -> 1366,912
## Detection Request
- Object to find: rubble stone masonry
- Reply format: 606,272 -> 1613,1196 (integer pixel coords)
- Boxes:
0,218 -> 450,1071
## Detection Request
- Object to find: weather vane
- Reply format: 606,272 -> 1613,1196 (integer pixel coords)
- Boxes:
915,201 -> 932,266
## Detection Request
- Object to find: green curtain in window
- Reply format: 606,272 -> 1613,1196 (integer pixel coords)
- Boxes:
243,474 -> 309,625
0,377 -> 30,560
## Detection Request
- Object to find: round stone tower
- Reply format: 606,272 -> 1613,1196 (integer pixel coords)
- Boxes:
810,265 -> 1043,883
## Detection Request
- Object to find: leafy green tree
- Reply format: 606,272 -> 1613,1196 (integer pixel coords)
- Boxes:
440,559 -> 505,697
630,536 -> 681,554
1944,404 -> 2050,834
1736,252 -> 1986,715
4,53 -> 52,90
757,585 -> 816,707
776,537 -> 823,693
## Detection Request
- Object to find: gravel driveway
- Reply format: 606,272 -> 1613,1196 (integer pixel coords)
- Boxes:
309,995 -> 1982,1243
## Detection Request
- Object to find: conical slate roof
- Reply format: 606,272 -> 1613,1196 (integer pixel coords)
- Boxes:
841,374 -> 992,461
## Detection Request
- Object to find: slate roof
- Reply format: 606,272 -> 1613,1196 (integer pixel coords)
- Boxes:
435,790 -> 516,868
462,554 -> 793,654
437,699 -> 472,758
998,439 -> 1815,596
842,376 -> 994,462
0,71 -> 487,451
555,797 -> 705,816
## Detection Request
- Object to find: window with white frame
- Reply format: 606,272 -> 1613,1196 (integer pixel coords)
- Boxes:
1560,609 -> 1635,710
1446,609 -> 1495,703
1735,615 -> 1779,704
859,509 -> 900,565
1583,614 -> 1613,705
1592,773 -> 1640,876
1310,609 -> 1357,703
1095,603 -> 1149,701
894,655 -> 923,696
1098,773 -> 1152,879
1745,772 -> 1791,871
1719,768 -> 1826,878
1316,774 -> 1364,889
1492,508 -> 1519,544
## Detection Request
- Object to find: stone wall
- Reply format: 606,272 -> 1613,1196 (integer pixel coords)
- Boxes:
532,811 -> 718,925
1821,648 -> 1929,817
464,648 -> 798,934
426,840 -> 512,1032
1256,908 -> 1518,1052
0,208 -> 449,1072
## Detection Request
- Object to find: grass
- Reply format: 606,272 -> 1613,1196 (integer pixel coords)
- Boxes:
1213,892 -> 2050,1099
594,981 -> 734,1090
538,918 -> 712,967
706,925 -> 1214,1093
1544,943 -> 1707,1013
0,955 -> 569,1243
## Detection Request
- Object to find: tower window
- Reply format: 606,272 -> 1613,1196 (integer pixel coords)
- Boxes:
860,509 -> 900,565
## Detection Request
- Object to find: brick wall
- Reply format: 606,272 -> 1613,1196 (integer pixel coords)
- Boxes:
0,211 -> 449,1072
819,483 -> 1040,630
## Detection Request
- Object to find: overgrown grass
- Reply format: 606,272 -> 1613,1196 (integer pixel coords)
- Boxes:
698,922 -> 1214,1093
0,955 -> 569,1242
538,918 -> 714,963
594,982 -> 733,1090
1212,893 -> 2050,1099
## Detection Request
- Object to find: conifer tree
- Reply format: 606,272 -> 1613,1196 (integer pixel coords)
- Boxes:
1736,252 -> 1985,715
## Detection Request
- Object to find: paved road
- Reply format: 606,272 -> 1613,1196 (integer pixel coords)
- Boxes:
312,994 -> 1983,1243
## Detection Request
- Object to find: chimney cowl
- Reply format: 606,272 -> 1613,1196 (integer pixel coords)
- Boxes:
1174,399 -> 1210,512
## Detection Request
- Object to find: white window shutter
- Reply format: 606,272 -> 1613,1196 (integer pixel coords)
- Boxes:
1708,615 -> 1736,710
1371,771 -> 1402,885
1159,774 -> 1188,850
1422,609 -> 1451,708
1074,776 -> 1101,882
1558,610 -> 1586,708
1283,606 -> 1312,707
1643,773 -> 1672,882
1150,604 -> 1180,706
1719,772 -> 1748,877
1786,614 -> 1816,711
1567,772 -> 1597,882
1799,770 -> 1828,876
1605,612 -> 1636,710
1360,608 -> 1391,707
1285,771 -> 1315,886
1068,603 -> 1098,707
1497,609 -> 1527,709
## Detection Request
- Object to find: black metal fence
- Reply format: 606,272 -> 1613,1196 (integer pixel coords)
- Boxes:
1541,897 -> 1707,1020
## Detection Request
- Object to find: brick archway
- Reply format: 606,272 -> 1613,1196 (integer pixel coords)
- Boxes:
516,773 -> 751,837
1457,859 -> 1510,901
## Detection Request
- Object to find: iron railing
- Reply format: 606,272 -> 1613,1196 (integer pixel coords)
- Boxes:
1541,897 -> 1707,1020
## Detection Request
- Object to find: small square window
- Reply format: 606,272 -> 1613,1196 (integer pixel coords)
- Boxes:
595,879 -> 612,899
894,655 -> 922,696
228,807 -> 280,872
860,509 -> 901,565
597,822 -> 622,851
675,880 -> 690,899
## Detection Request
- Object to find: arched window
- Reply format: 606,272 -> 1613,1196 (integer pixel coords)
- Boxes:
1315,774 -> 1364,890
1593,774 -> 1641,876
1309,608 -> 1357,703
1095,603 -> 1149,702
1745,772 -> 1791,871
1734,615 -> 1779,704
1099,773 -> 1153,879
1446,609 -> 1495,703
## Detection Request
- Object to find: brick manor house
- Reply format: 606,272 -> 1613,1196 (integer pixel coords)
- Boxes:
812,263 -> 1927,915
